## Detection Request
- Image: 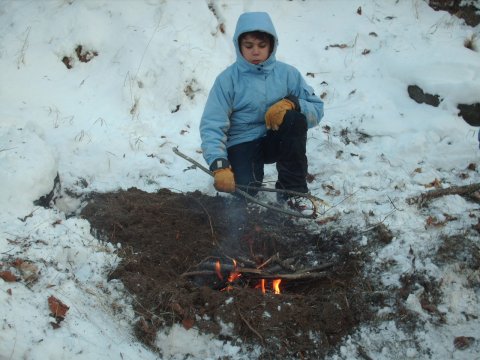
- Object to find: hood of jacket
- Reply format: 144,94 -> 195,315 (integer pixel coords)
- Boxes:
233,12 -> 278,71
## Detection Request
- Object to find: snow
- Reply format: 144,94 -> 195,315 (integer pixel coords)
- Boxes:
1,0 -> 479,359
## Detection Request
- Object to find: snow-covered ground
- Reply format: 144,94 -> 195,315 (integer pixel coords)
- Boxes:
1,0 -> 479,359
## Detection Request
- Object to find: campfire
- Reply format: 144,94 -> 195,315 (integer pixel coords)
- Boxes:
82,188 -> 370,359
181,254 -> 334,294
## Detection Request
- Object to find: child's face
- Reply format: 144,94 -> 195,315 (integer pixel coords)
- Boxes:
240,34 -> 271,65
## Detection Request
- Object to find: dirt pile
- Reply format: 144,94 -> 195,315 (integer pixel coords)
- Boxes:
81,188 -> 375,359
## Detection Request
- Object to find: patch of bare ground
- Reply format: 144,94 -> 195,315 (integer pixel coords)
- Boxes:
81,188 -> 382,358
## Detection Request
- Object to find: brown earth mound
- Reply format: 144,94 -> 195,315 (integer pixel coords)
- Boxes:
81,188 -> 376,359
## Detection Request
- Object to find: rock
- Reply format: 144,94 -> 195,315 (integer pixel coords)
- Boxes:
457,103 -> 480,126
407,85 -> 441,107
34,173 -> 61,208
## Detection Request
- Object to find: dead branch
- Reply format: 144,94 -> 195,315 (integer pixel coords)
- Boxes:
407,183 -> 480,207
296,262 -> 335,274
248,271 -> 328,281
180,266 -> 329,281
257,253 -> 279,269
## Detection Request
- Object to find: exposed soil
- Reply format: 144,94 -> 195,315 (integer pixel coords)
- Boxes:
428,0 -> 480,27
81,188 -> 378,359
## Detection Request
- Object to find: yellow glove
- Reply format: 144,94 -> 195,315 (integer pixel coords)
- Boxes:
213,167 -> 236,193
265,98 -> 296,130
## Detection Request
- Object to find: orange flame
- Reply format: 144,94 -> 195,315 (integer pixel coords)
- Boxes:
215,260 -> 223,281
227,259 -> 241,283
255,279 -> 266,294
272,279 -> 282,294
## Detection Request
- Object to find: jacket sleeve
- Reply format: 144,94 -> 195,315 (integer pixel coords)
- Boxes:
200,75 -> 233,166
290,69 -> 324,129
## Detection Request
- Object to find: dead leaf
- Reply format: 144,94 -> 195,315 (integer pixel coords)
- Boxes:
425,178 -> 442,189
316,215 -> 339,225
17,261 -> 39,282
182,317 -> 195,330
7,288 -> 12,295
357,6 -> 362,15
362,49 -> 371,55
454,336 -> 475,350
0,271 -> 17,282
48,295 -> 69,320
425,216 -> 444,227
50,322 -> 61,330
11,258 -> 24,267
467,163 -> 477,171
420,301 -> 438,313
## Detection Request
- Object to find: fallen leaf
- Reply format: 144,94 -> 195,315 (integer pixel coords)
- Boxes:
467,163 -> 477,171
50,322 -> 61,330
11,258 -> 24,267
454,336 -> 475,350
48,296 -> 69,320
17,261 -> 39,283
316,215 -> 339,225
0,271 -> 17,282
425,216 -> 444,227
182,317 -> 195,330
425,178 -> 442,189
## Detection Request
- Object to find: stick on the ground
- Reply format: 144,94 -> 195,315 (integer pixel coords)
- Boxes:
407,183 -> 480,207
236,305 -> 264,345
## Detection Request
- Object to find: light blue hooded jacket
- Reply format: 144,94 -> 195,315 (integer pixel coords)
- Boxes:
200,12 -> 324,167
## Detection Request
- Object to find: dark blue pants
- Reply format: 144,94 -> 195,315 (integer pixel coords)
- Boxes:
227,111 -> 308,195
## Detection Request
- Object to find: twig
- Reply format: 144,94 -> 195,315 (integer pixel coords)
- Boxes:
256,253 -> 279,269
179,270 -> 216,277
360,209 -> 397,233
386,195 -> 403,211
296,262 -> 335,274
17,26 -> 31,69
8,328 -> 17,360
322,188 -> 360,215
407,183 -> 480,207
236,305 -> 264,345
188,196 -> 218,246
0,147 -> 17,153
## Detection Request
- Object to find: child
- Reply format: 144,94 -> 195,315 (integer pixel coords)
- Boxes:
200,11 -> 324,209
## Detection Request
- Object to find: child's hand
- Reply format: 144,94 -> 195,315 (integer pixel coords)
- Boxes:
265,98 -> 296,130
213,168 -> 236,192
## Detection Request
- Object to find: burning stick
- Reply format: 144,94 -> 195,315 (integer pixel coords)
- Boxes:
180,267 -> 329,281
